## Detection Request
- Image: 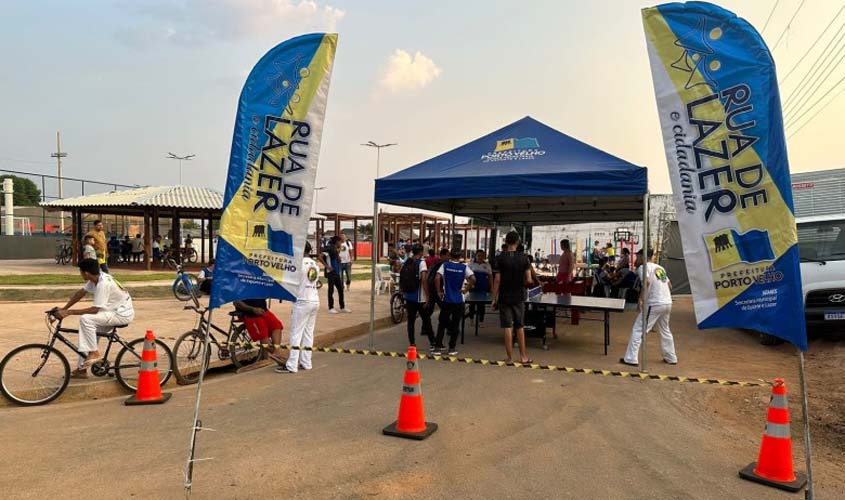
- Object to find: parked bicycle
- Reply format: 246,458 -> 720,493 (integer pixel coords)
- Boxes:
168,264 -> 261,384
171,306 -> 262,384
389,271 -> 405,324
55,239 -> 72,265
0,309 -> 174,406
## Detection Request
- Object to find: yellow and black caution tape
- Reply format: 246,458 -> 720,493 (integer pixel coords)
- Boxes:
212,340 -> 769,388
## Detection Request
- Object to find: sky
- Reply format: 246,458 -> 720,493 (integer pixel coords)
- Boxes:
1,0 -> 844,215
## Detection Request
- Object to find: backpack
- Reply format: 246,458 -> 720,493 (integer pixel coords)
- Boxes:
399,258 -> 422,293
426,260 -> 444,301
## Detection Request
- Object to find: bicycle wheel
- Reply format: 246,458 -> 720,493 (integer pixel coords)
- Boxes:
229,324 -> 263,369
172,330 -> 211,385
172,275 -> 198,302
61,249 -> 71,265
114,338 -> 173,391
390,293 -> 405,324
0,344 -> 70,406
187,248 -> 198,263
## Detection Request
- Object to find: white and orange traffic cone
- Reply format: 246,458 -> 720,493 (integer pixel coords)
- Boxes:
383,346 -> 437,440
125,330 -> 172,406
739,378 -> 806,492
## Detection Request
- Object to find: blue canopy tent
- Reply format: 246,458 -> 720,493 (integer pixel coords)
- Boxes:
367,116 -> 651,355
375,116 -> 648,224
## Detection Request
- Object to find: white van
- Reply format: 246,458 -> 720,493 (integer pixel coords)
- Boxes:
797,214 -> 845,331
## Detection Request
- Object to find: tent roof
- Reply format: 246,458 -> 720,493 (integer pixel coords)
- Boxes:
375,116 -> 647,224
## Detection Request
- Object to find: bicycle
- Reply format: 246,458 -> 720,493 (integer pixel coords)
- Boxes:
181,246 -> 198,263
389,272 -> 405,324
55,239 -> 72,265
171,264 -> 200,302
171,305 -> 262,385
0,309 -> 174,406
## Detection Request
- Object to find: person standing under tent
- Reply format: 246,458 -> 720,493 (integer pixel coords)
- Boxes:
619,248 -> 677,367
434,249 -> 475,356
492,231 -> 533,364
82,235 -> 98,261
278,242 -> 320,374
468,250 -> 493,324
401,244 -> 435,349
556,239 -> 575,285
338,233 -> 353,291
617,247 -> 631,270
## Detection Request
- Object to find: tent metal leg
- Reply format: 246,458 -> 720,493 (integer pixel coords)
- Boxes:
640,193 -> 649,373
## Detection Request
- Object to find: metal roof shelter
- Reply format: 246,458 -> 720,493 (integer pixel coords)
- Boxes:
42,185 -> 224,270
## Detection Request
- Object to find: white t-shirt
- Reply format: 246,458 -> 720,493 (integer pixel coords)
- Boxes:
84,273 -> 134,317
131,238 -> 144,253
297,257 -> 321,303
637,263 -> 672,306
338,242 -> 352,264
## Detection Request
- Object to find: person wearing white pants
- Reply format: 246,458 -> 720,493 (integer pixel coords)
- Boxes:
278,242 -> 321,374
620,249 -> 677,366
56,258 -> 135,378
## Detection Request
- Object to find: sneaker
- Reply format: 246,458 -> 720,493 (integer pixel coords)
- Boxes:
70,368 -> 89,379
341,308 -> 352,314
329,308 -> 340,314
299,365 -> 311,371
663,359 -> 678,365
275,365 -> 296,374
428,345 -> 436,353
447,350 -> 458,356
431,348 -> 441,356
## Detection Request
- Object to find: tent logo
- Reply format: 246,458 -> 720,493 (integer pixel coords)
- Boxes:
483,137 -> 545,162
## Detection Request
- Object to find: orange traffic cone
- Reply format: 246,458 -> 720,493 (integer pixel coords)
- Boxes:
739,378 -> 806,492
125,330 -> 172,406
383,346 -> 437,440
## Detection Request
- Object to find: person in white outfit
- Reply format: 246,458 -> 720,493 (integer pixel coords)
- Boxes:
620,248 -> 677,366
55,258 -> 135,378
277,242 -> 320,374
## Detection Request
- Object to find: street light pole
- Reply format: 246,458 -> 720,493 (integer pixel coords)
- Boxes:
51,131 -> 67,233
361,141 -> 397,350
167,152 -> 196,185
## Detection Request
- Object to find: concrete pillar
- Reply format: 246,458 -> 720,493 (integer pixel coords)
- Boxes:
2,178 -> 13,236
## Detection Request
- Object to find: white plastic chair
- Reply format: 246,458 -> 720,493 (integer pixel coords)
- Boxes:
375,264 -> 392,295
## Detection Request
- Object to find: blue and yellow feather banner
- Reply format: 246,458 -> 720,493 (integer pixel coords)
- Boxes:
211,33 -> 337,308
642,2 -> 807,350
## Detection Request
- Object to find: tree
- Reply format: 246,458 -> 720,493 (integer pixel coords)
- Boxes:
358,222 -> 373,241
0,175 -> 41,206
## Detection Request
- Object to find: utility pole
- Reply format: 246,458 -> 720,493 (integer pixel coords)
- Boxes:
51,131 -> 67,233
361,141 -> 397,350
166,152 -> 196,185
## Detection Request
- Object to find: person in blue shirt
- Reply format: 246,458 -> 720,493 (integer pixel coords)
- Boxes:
434,248 -> 475,356
402,244 -> 434,349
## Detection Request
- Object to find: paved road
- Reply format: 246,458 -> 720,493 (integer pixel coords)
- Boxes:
1,343 -> 842,500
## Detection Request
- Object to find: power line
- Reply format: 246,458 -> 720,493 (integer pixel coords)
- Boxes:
782,21 -> 845,111
779,4 -> 845,84
771,0 -> 808,51
787,82 -> 845,138
786,74 -> 845,137
784,31 -> 845,122
761,0 -> 780,34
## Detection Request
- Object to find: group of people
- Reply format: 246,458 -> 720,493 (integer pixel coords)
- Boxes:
399,231 -> 538,363
79,219 -> 176,271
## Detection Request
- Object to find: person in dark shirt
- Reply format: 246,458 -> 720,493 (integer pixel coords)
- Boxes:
234,298 -> 285,365
321,236 -> 349,314
492,231 -> 533,364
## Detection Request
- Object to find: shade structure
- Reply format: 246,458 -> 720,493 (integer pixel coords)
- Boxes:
375,116 -> 647,224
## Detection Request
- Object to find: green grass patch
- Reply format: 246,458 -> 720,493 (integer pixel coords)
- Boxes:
0,286 -> 174,302
0,273 -> 175,286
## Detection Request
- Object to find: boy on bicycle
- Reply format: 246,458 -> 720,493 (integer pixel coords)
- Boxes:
55,259 -> 135,378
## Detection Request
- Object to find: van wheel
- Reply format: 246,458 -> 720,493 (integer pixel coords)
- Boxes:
759,333 -> 783,346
